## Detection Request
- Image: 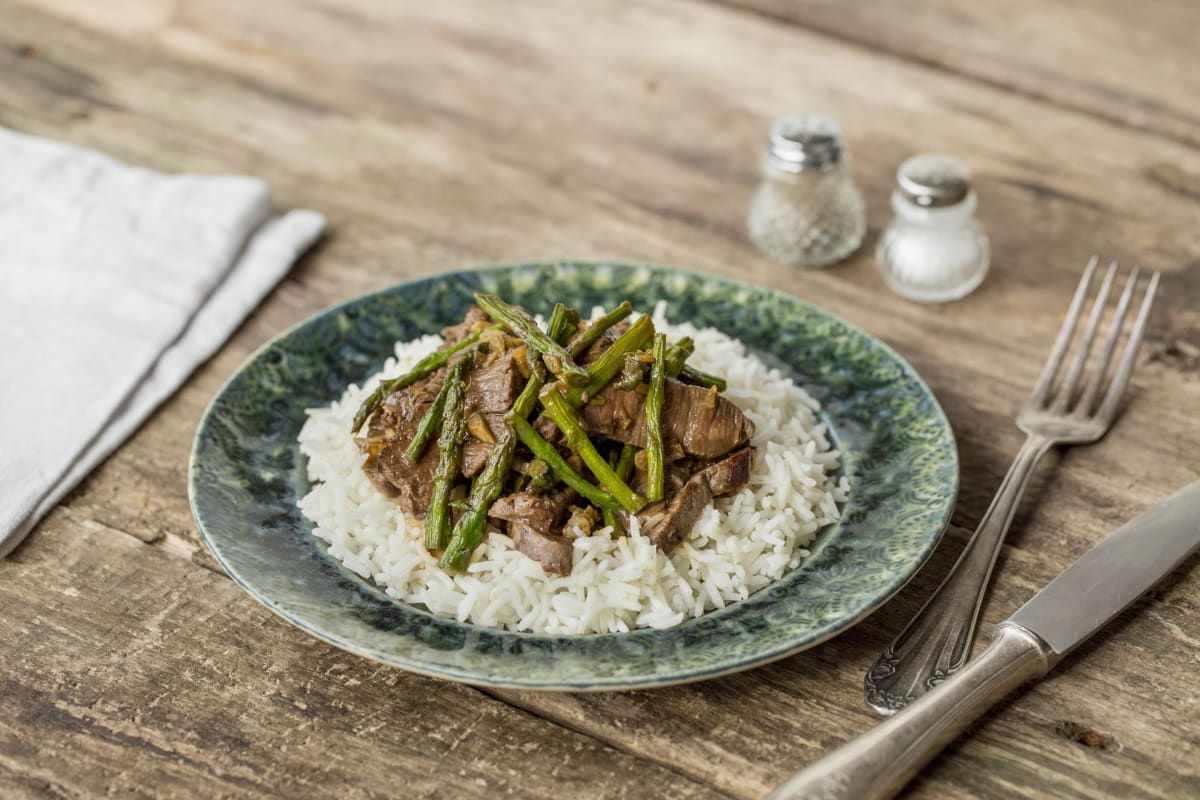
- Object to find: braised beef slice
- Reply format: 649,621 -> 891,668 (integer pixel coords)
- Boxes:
440,305 -> 490,348
489,485 -> 576,529
356,437 -> 399,498
375,438 -> 439,514
458,354 -> 520,475
489,486 -> 577,576
581,379 -> 754,459
465,353 -> 521,413
532,415 -> 561,444
637,448 -> 753,551
357,382 -> 441,514
509,525 -> 573,576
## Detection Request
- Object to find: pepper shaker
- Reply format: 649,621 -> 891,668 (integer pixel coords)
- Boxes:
747,114 -> 865,269
876,154 -> 989,302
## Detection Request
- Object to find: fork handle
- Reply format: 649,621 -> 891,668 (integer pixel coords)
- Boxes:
864,433 -> 1054,714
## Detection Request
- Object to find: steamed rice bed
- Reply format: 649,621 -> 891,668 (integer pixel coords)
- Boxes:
298,307 -> 848,635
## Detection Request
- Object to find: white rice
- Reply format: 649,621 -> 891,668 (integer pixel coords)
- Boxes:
297,305 -> 849,634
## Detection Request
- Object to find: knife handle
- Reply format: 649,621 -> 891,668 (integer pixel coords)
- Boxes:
766,624 -> 1051,800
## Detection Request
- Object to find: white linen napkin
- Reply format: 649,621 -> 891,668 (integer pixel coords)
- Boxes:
0,127 -> 325,557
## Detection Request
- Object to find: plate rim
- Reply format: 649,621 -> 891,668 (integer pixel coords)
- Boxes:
189,260 -> 959,690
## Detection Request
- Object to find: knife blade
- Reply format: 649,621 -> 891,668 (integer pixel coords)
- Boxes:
1009,479 -> 1200,658
768,480 -> 1200,800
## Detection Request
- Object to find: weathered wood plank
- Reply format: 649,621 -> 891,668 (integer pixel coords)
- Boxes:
0,520 -> 727,800
1,0 -> 1198,798
720,0 -> 1200,149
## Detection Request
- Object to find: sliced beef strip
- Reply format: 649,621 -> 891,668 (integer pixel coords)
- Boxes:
489,486 -> 578,576
459,353 -> 520,475
465,353 -> 521,414
376,438 -> 439,515
581,378 -> 755,459
509,526 -> 573,576
358,382 -> 441,513
489,485 -> 577,529
532,414 -> 561,444
356,437 -> 399,498
440,305 -> 490,348
637,447 -> 754,551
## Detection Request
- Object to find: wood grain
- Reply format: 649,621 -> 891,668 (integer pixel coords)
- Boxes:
2,0 -> 1198,797
721,0 -> 1200,148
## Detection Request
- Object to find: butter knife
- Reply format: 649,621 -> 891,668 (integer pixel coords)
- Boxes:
768,480 -> 1200,800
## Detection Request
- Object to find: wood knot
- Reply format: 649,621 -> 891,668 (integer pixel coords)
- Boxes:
1054,720 -> 1116,751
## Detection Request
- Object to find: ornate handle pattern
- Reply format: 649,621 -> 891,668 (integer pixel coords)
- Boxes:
864,433 -> 1054,714
769,624 -> 1051,800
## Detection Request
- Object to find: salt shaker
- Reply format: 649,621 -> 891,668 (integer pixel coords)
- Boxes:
747,114 -> 865,268
876,154 -> 989,302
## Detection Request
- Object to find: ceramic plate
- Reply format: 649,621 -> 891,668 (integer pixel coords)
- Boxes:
189,262 -> 957,690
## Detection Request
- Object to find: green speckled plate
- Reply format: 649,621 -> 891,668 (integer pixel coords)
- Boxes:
189,262 -> 957,690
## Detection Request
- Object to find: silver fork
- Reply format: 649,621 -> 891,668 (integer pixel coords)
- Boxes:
864,257 -> 1160,715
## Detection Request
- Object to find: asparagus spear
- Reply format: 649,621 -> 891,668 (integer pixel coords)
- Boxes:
563,301 -> 633,355
615,443 -> 637,482
423,358 -> 469,550
560,314 -> 655,406
601,447 -> 629,533
678,364 -> 727,392
539,386 -> 646,513
511,417 -> 620,509
663,336 -> 695,377
403,358 -> 461,462
661,335 -> 729,391
351,326 -> 494,433
645,333 -> 667,503
474,293 -> 590,386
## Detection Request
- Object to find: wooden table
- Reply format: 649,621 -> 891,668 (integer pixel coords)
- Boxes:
3,1 -> 1198,797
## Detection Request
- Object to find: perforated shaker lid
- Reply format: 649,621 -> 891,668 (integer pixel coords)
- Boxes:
765,114 -> 844,173
896,153 -> 971,207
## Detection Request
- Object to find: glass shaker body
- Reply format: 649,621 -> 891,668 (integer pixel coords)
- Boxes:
876,190 -> 989,303
747,115 -> 865,269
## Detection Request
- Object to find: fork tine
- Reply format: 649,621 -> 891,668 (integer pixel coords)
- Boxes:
1029,255 -> 1099,406
1050,260 -> 1118,412
1075,267 -> 1139,415
1097,270 -> 1160,421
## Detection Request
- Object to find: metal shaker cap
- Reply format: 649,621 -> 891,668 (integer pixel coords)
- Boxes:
896,154 -> 971,207
765,114 -> 844,173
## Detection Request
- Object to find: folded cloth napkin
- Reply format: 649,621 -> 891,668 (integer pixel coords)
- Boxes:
0,127 -> 325,557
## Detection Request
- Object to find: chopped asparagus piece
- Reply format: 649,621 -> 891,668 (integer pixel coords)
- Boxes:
475,293 -> 590,386
423,358 -> 469,550
560,314 -> 655,406
645,333 -> 667,503
539,387 -> 646,513
511,417 -> 621,509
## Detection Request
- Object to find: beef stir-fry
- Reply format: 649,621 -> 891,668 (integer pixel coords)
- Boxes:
352,296 -> 755,575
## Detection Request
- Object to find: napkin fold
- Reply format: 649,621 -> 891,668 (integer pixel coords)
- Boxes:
0,127 -> 325,557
